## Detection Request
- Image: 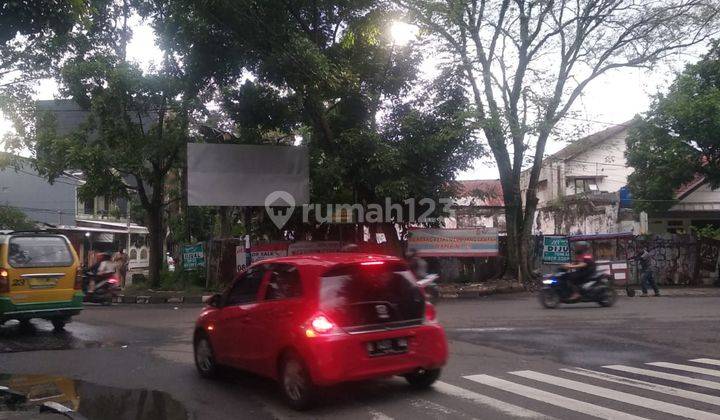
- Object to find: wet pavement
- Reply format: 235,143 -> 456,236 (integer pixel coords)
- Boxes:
0,372 -> 188,420
0,295 -> 718,419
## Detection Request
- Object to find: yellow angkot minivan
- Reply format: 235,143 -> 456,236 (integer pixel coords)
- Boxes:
0,231 -> 83,331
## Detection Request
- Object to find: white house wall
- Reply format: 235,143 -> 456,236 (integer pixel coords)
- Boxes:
563,130 -> 631,197
671,183 -> 720,212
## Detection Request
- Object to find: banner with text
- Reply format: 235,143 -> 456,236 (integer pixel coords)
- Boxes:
542,236 -> 570,263
182,243 -> 205,270
407,228 -> 499,257
252,243 -> 289,263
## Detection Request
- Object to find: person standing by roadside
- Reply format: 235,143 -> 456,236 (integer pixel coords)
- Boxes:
112,249 -> 129,287
637,247 -> 660,297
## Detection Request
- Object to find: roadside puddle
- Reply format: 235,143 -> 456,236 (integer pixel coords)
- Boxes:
0,373 -> 188,419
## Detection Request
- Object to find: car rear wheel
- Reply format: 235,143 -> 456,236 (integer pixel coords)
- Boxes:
404,368 -> 441,389
51,318 -> 67,332
280,352 -> 316,410
194,334 -> 219,379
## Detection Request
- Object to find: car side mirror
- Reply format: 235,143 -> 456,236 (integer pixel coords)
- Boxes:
206,293 -> 222,308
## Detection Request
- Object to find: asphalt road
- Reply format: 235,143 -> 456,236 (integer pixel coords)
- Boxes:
1,294 -> 720,420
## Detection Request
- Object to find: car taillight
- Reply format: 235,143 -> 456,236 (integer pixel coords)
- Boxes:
424,302 -> 437,323
74,268 -> 83,290
305,314 -> 337,337
0,268 -> 8,293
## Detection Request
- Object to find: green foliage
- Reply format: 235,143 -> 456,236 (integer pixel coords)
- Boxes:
627,42 -> 720,213
693,225 -> 720,240
0,206 -> 34,230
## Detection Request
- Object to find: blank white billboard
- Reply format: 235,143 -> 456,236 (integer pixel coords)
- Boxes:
187,143 -> 309,206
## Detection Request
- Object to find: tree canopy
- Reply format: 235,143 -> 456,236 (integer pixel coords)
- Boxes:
397,0 -> 720,280
627,42 -> 720,213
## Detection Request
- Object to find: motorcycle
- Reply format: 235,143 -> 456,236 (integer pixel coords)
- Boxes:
538,269 -> 617,308
417,273 -> 440,304
82,271 -> 121,305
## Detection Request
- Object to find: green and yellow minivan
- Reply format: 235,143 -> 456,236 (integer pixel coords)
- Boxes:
0,231 -> 83,330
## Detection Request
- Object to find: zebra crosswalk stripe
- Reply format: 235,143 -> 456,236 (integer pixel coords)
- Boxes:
511,370 -> 720,420
562,367 -> 720,406
433,381 -> 551,419
603,364 -> 720,390
464,374 -> 648,420
647,362 -> 720,378
691,358 -> 720,367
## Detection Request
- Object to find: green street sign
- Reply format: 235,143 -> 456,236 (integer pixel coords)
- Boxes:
543,236 -> 570,263
182,243 -> 205,270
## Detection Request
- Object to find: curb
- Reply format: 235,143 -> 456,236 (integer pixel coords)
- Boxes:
112,294 -> 214,304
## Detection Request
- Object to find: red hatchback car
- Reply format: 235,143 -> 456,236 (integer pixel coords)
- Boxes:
193,253 -> 448,409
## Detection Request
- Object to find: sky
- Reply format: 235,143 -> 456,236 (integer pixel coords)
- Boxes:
0,19 -> 705,181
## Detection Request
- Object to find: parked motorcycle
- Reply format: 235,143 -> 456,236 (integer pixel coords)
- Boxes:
82,272 -> 121,305
417,273 -> 440,304
539,269 -> 617,308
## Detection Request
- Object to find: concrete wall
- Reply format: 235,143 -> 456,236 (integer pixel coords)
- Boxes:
0,161 -> 79,226
563,132 -> 632,197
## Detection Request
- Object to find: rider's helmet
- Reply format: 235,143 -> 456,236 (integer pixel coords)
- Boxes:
574,241 -> 591,255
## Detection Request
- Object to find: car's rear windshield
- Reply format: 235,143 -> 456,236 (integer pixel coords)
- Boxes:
7,236 -> 74,268
320,261 -> 425,332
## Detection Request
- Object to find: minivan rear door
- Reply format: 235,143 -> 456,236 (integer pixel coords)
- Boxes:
319,261 -> 425,334
5,234 -> 78,304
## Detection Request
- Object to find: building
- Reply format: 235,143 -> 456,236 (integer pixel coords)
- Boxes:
521,122 -> 640,235
647,175 -> 720,235
444,179 -> 506,231
0,155 -> 79,226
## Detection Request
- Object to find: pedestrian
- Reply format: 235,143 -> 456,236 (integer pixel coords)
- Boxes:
637,247 -> 660,297
406,248 -> 428,279
112,249 -> 129,287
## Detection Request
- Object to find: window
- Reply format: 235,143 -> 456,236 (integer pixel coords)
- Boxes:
320,262 -> 424,330
8,235 -> 74,268
83,199 -> 95,215
538,180 -> 548,191
573,178 -> 599,194
264,264 -> 302,300
226,269 -> 265,306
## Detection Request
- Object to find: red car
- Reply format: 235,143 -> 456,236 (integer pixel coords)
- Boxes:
193,253 -> 448,409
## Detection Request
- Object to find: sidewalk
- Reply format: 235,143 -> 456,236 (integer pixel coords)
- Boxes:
624,287 -> 720,297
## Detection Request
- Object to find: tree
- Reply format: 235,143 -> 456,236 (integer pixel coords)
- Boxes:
150,0 -> 479,245
397,0 -> 720,282
0,0 -> 86,153
34,59 -> 189,286
0,206 -> 34,230
627,42 -> 720,213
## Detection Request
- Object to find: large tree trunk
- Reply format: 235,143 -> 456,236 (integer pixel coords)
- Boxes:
147,205 -> 164,288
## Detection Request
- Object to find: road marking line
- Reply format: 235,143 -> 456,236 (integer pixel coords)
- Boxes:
433,381 -> 550,419
452,327 -> 516,332
691,358 -> 720,367
562,367 -> 720,407
463,374 -> 647,420
647,362 -> 720,378
511,370 -> 720,420
604,365 -> 720,390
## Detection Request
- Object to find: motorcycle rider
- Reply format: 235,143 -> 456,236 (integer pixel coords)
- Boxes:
560,241 -> 595,300
88,252 -> 116,293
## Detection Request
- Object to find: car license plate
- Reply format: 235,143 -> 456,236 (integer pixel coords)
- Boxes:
29,278 -> 58,289
367,338 -> 409,357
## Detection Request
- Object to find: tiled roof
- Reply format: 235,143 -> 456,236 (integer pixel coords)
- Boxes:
455,179 -> 504,206
675,174 -> 706,199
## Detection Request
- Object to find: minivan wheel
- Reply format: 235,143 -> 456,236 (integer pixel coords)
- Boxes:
280,353 -> 316,410
404,368 -> 441,389
51,318 -> 67,332
194,334 -> 219,379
